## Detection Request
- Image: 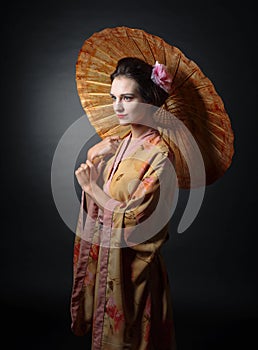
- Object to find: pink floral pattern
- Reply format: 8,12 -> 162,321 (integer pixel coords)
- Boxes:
73,240 -> 80,269
71,130 -> 177,349
89,243 -> 99,261
105,296 -> 124,332
151,61 -> 173,93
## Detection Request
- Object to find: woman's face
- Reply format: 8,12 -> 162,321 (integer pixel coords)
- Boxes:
110,76 -> 148,126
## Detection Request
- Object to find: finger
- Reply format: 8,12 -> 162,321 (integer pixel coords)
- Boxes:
112,139 -> 121,144
76,166 -> 83,172
76,163 -> 87,173
75,169 -> 82,176
86,159 -> 93,167
110,135 -> 120,140
80,163 -> 87,169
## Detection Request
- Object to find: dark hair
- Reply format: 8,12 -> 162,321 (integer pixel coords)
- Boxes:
110,57 -> 169,107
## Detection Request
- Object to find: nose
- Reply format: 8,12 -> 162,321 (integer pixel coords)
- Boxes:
113,98 -> 124,113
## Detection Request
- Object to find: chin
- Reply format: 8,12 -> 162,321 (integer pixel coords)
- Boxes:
118,120 -> 131,126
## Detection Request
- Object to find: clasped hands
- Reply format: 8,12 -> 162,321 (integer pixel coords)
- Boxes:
75,159 -> 104,196
75,136 -> 121,197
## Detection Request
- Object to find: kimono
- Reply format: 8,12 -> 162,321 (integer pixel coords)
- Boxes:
70,129 -> 177,349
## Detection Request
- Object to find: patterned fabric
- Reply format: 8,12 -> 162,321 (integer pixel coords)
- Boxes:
70,129 -> 177,349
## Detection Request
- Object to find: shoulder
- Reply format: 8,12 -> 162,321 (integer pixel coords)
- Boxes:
145,130 -> 173,159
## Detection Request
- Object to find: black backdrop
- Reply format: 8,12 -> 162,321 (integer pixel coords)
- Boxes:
2,1 -> 257,349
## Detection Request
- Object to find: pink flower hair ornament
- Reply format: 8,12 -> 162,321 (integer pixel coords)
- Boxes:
150,61 -> 173,94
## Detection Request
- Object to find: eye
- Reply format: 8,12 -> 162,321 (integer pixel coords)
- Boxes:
123,95 -> 133,102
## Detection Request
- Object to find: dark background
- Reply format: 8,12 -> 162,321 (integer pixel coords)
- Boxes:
1,1 -> 257,349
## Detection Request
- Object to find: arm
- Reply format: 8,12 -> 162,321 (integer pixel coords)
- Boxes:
76,145 -> 175,248
84,148 -> 174,230
85,181 -> 112,211
76,136 -> 121,209
87,136 -> 121,165
75,159 -> 121,211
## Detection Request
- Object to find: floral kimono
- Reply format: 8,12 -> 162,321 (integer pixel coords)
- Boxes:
70,129 -> 177,349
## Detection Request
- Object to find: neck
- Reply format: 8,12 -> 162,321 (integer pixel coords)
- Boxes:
130,122 -> 157,139
130,124 -> 150,139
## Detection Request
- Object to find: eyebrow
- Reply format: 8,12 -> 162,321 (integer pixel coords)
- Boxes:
109,92 -> 136,97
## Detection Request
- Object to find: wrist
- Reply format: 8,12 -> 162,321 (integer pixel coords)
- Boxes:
90,181 -> 99,193
82,184 -> 93,197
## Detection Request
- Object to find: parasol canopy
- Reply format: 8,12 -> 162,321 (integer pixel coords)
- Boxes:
75,26 -> 234,188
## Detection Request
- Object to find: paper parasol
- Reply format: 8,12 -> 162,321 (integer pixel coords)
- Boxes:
75,26 -> 234,188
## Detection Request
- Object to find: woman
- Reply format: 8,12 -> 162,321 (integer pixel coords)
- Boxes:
71,57 -> 177,349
